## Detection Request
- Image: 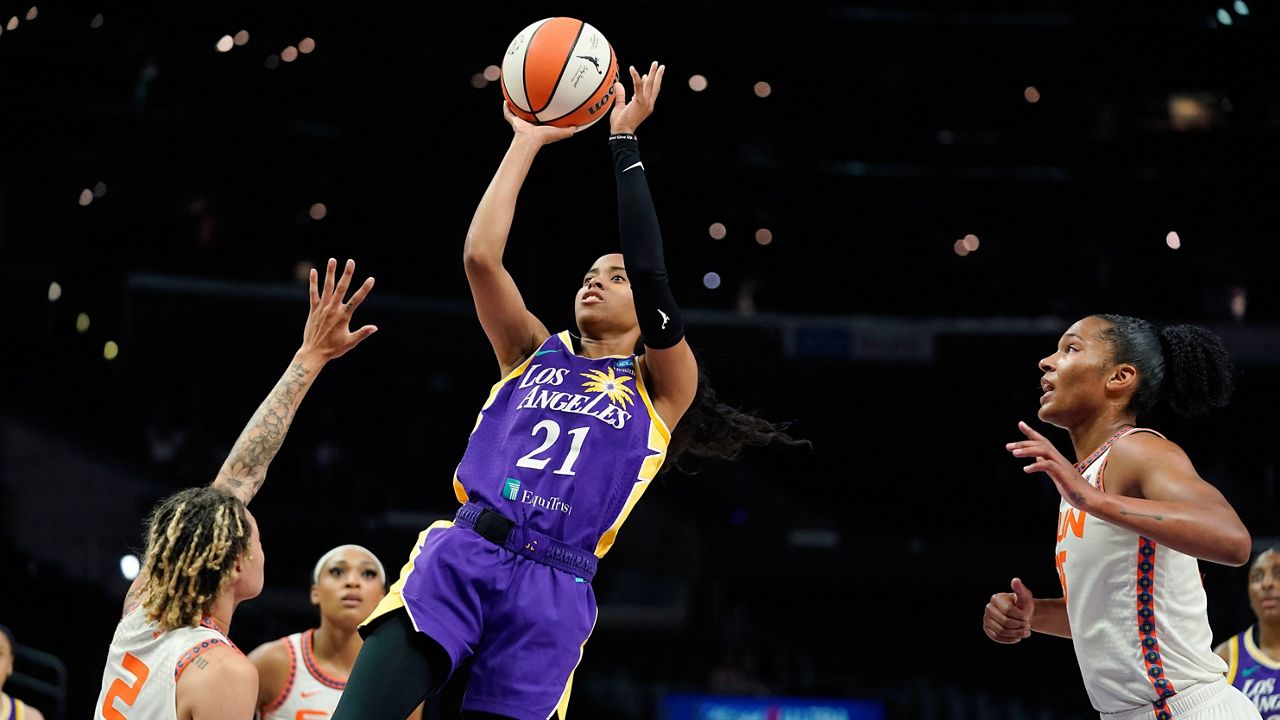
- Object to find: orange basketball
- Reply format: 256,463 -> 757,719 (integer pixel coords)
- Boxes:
500,18 -> 619,129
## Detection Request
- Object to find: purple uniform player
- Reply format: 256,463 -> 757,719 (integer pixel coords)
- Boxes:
333,61 -> 802,720
1218,549 -> 1280,719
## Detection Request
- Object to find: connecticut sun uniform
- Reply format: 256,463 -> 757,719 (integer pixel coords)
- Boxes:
1225,628 -> 1280,719
366,330 -> 669,718
96,608 -> 238,720
257,630 -> 346,720
1056,428 -> 1258,719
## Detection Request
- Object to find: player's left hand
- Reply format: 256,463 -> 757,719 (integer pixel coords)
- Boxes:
610,61 -> 664,135
1006,421 -> 1101,512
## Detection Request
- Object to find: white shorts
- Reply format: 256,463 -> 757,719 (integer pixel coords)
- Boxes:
1102,679 -> 1261,720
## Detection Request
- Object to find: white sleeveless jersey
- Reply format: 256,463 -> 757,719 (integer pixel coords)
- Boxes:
258,630 -> 346,720
1055,428 -> 1228,716
96,607 -> 239,720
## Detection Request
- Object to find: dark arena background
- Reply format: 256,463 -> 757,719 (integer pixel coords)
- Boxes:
3,1 -> 1279,718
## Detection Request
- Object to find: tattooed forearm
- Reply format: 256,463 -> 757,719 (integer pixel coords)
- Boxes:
1120,510 -> 1165,521
212,361 -> 313,502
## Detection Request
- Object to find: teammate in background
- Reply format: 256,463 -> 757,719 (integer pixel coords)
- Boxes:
332,62 -> 803,720
984,314 -> 1259,719
95,258 -> 377,720
0,624 -> 46,720
250,545 -> 423,720
1216,548 -> 1280,718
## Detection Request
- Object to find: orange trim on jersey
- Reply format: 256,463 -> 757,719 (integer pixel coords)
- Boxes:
1135,537 -> 1178,720
259,635 -> 297,715
173,637 -> 238,681
301,628 -> 347,690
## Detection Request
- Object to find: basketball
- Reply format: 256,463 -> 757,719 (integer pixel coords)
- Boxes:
500,17 -> 619,129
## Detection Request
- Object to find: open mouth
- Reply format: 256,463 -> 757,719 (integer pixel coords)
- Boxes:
581,291 -> 603,304
1040,378 -> 1056,404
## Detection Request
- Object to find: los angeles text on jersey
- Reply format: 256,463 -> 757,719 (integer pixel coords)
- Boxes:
514,364 -> 633,429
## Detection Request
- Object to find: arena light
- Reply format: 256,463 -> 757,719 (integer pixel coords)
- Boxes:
470,73 -> 488,89
753,81 -> 771,98
962,234 -> 980,252
216,35 -> 233,52
688,74 -> 708,92
89,13 -> 103,29
234,30 -> 249,46
1217,8 -> 1233,25
103,340 -> 119,361
483,65 -> 501,82
6,17 -> 18,31
48,282 -> 61,302
93,181 -> 108,198
120,554 -> 140,580
299,37 -> 315,54
76,313 -> 90,333
708,222 -> 726,240
281,45 -> 298,62
1024,86 -> 1041,104
954,239 -> 970,257
755,228 -> 773,246
1234,1 -> 1249,15
78,189 -> 93,206
309,203 -> 327,220
702,272 -> 721,289
1166,231 -> 1181,249
25,6 -> 36,20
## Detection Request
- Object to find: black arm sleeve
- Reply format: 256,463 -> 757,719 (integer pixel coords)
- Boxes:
610,133 -> 685,349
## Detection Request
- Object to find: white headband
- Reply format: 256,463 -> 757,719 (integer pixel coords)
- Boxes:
311,544 -> 387,586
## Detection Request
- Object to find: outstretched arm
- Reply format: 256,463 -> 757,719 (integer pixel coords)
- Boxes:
212,258 -> 377,505
610,62 -> 698,428
463,104 -> 573,376
1007,423 -> 1251,566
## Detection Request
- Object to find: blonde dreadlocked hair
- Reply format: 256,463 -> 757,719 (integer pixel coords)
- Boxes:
140,487 -> 252,630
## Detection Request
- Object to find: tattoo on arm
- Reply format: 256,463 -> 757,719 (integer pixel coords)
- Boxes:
212,362 -> 312,502
1120,510 -> 1165,521
193,656 -> 209,671
1069,490 -> 1087,506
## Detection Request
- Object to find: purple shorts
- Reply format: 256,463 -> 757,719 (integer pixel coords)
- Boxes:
399,522 -> 598,719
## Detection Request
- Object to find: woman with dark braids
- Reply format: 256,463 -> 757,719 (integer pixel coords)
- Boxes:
983,314 -> 1259,720
333,61 -> 803,720
95,258 -> 377,720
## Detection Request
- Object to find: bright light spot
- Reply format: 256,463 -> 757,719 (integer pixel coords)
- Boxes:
708,222 -> 727,240
1166,231 -> 1181,249
103,340 -> 119,361
234,30 -> 249,46
299,37 -> 315,54
962,234 -> 980,252
953,239 -> 970,257
78,189 -> 93,206
1230,286 -> 1247,320
93,181 -> 108,198
1234,0 -> 1249,15
76,313 -> 90,333
120,554 -> 141,580
89,13 -> 103,29
483,65 -> 501,82
702,272 -> 721,289
688,74 -> 708,92
215,35 -> 234,52
309,203 -> 327,220
470,73 -> 488,89
264,54 -> 280,70
755,228 -> 773,245
7,17 -> 18,31
281,46 -> 298,62
48,282 -> 61,302
1217,8 -> 1233,25
753,81 -> 771,98
1024,86 -> 1041,104
25,6 -> 37,20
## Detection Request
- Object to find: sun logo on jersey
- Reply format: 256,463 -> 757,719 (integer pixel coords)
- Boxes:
580,367 -> 635,407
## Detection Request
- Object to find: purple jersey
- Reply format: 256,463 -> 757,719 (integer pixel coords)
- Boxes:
451,331 -> 671,558
1228,627 -> 1280,718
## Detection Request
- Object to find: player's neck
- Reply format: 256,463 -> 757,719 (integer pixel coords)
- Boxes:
206,595 -> 236,636
313,623 -> 362,671
1069,414 -> 1136,466
1258,620 -> 1280,658
577,330 -> 639,358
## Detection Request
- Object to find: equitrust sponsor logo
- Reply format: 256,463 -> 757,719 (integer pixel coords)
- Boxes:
499,477 -> 573,514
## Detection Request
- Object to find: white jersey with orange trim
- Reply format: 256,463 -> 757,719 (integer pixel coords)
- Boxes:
258,630 -> 346,720
1055,427 -> 1229,716
95,607 -> 239,720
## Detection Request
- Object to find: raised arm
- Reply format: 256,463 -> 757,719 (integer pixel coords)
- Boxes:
211,258 -> 377,505
1008,423 -> 1251,566
609,62 -> 698,428
463,104 -> 574,376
